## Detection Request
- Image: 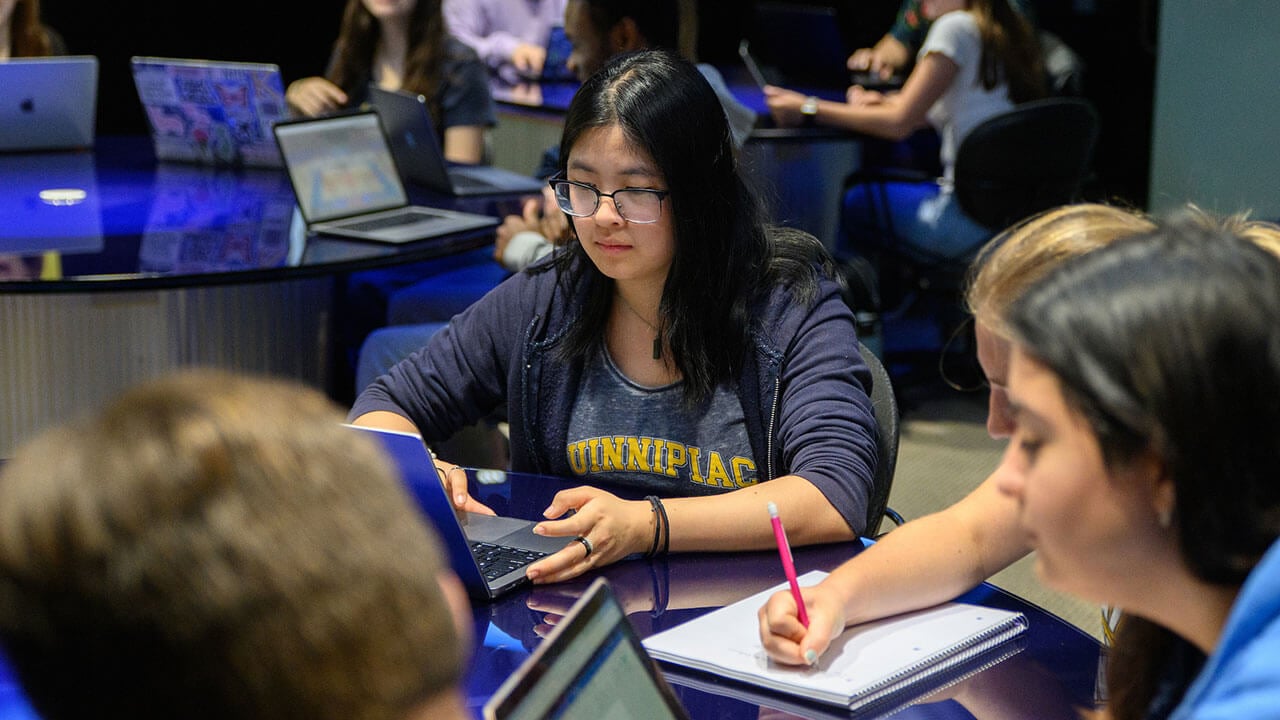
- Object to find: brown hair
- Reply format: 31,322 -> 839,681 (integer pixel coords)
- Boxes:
967,0 -> 1045,103
328,0 -> 449,127
0,370 -> 462,720
965,202 -> 1156,337
9,0 -> 55,57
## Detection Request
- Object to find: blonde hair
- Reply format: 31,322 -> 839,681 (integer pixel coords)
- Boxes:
0,370 -> 461,720
964,203 -> 1156,338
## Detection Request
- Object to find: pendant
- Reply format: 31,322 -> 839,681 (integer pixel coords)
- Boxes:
653,337 -> 662,360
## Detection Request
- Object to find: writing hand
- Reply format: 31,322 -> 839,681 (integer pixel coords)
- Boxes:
757,582 -> 847,666
525,486 -> 650,583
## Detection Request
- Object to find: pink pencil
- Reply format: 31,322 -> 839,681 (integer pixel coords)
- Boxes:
768,501 -> 809,628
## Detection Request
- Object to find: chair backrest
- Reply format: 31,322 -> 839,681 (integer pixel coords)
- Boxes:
953,97 -> 1100,231
858,341 -> 899,537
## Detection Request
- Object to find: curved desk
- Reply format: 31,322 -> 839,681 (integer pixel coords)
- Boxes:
0,467 -> 1102,719
463,471 -> 1102,719
0,138 -> 527,456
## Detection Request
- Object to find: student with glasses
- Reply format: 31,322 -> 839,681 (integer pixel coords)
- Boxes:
350,48 -> 879,584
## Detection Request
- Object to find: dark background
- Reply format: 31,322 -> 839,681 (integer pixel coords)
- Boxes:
44,0 -> 1157,209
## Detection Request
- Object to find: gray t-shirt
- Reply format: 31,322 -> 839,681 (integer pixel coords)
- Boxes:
566,344 -> 755,495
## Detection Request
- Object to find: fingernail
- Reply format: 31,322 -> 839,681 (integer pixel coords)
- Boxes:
804,649 -> 819,666
532,525 -> 545,535
455,494 -> 467,505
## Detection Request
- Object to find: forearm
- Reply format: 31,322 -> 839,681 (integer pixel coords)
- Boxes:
820,476 -> 1030,626
812,97 -> 923,141
664,474 -> 856,553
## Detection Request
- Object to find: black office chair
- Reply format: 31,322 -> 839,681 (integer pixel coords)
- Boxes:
838,97 -> 1100,387
858,341 -> 902,537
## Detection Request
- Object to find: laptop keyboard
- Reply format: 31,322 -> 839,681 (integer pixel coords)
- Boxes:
343,211 -> 439,232
470,541 -> 549,581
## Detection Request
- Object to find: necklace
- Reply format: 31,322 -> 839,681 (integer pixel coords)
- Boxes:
615,293 -> 662,360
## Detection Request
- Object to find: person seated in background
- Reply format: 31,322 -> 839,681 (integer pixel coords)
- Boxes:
351,49 -> 878,585
443,0 -> 567,83
286,0 -> 494,164
757,202 -> 1154,664
848,0 -> 1033,80
0,370 -> 473,720
0,0 -> 65,57
351,0 -> 758,397
996,217 -> 1280,719
765,0 -> 1044,263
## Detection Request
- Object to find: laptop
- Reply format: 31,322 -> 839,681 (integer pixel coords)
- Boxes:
483,578 -> 691,720
351,425 -> 569,599
130,56 -> 288,167
0,56 -> 98,152
749,3 -> 852,89
366,86 -> 545,196
272,112 -> 500,244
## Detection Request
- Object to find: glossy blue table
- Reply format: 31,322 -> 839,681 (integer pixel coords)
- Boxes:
462,471 -> 1102,719
0,467 -> 1102,719
0,138 -> 534,455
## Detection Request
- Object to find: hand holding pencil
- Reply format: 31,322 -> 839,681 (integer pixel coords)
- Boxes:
758,502 -> 849,666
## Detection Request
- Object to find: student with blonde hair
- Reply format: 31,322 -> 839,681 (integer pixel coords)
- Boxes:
759,202 -> 1156,664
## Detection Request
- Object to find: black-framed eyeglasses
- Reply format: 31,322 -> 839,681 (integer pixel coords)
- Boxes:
549,178 -> 669,224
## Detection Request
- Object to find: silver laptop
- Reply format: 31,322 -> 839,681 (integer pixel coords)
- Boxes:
349,425 -> 568,599
272,112 -> 500,244
130,56 -> 287,167
0,56 -> 98,152
367,86 -> 545,196
484,578 -> 691,720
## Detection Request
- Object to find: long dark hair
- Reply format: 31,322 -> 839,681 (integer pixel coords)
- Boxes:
10,0 -> 54,57
1006,217 -> 1280,720
542,49 -> 832,404
968,0 -> 1045,103
328,0 -> 449,126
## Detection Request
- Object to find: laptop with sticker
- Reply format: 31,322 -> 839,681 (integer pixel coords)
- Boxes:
130,56 -> 287,167
367,85 -> 545,196
484,578 -> 691,720
349,425 -> 569,600
0,56 -> 98,152
272,112 -> 499,244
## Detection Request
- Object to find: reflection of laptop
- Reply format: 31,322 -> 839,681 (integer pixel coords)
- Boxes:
0,152 -> 103,255
139,164 -> 296,273
750,3 -> 851,89
0,56 -> 98,152
367,86 -> 545,196
273,112 -> 500,244
130,56 -> 287,167
351,425 -> 568,599
484,578 -> 691,720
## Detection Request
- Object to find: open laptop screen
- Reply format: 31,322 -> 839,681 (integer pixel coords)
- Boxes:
485,578 -> 689,720
272,112 -> 408,223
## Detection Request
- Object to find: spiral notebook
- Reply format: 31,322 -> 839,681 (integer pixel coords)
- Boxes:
642,571 -> 1027,711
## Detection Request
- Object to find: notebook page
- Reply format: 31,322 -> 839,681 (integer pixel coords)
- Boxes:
642,570 -> 1027,709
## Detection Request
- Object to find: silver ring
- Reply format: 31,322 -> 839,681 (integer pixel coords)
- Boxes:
448,465 -> 462,474
574,535 -> 593,558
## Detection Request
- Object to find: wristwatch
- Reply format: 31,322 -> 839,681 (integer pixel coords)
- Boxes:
800,95 -> 819,126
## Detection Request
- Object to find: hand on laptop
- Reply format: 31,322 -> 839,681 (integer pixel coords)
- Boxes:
525,486 -> 652,583
435,459 -> 497,516
286,77 -> 349,117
